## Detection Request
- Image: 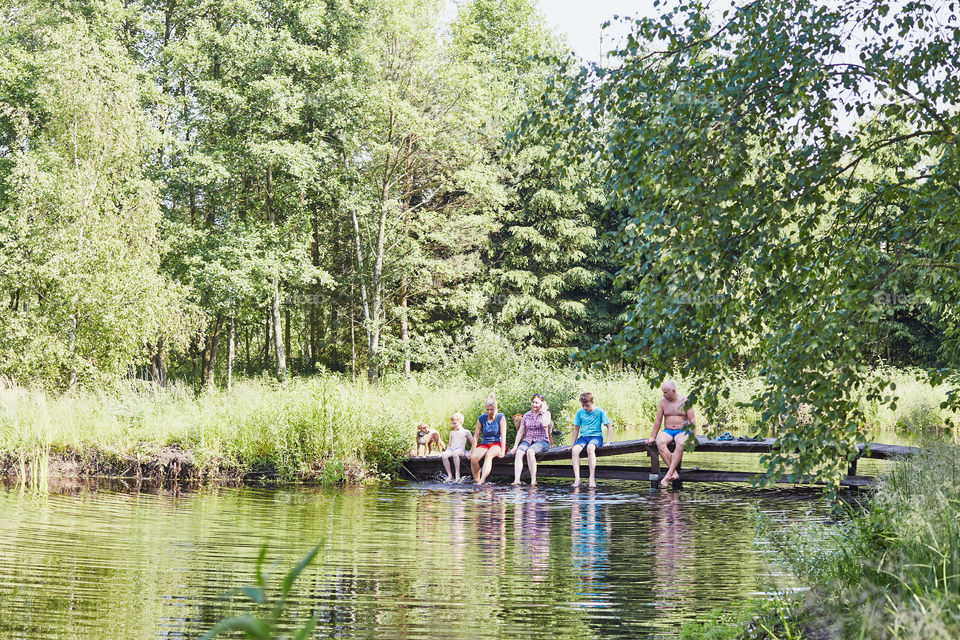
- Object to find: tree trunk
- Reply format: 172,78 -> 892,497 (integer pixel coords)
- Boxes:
271,279 -> 285,381
351,207 -> 377,383
264,309 -> 270,367
227,317 -> 235,391
305,305 -> 313,369
350,276 -> 357,381
150,336 -> 166,386
266,164 -> 287,382
244,323 -> 250,374
284,307 -> 291,372
67,313 -> 77,388
200,316 -> 224,389
401,278 -> 410,378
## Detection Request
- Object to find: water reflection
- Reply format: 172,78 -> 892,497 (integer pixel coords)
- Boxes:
0,481 -> 835,640
651,491 -> 696,609
570,488 -> 612,608
512,488 -> 551,584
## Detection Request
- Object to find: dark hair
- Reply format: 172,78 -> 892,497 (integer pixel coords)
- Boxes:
580,392 -> 594,404
531,393 -> 545,400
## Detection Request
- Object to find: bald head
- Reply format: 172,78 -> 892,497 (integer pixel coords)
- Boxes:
661,380 -> 678,401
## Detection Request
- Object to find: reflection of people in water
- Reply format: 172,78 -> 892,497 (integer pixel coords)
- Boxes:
512,492 -> 551,583
651,490 -> 696,607
570,489 -> 611,607
449,494 -> 469,567
473,491 -> 507,567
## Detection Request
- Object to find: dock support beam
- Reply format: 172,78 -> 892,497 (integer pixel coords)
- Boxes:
648,446 -> 660,489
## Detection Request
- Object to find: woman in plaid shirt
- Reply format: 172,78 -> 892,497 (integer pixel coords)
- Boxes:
509,394 -> 554,486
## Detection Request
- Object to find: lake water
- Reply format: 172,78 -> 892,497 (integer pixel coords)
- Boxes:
0,478 -> 840,639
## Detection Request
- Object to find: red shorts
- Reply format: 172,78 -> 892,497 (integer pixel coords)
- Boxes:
475,442 -> 502,452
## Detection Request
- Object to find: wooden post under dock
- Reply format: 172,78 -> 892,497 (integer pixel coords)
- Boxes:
400,436 -> 919,488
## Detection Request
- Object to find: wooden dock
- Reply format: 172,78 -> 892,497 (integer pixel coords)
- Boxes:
400,437 -> 919,488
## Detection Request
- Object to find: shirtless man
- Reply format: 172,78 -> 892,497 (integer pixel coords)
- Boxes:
646,381 -> 696,488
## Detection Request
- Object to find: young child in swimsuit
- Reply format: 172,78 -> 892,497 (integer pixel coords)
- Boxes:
441,412 -> 475,482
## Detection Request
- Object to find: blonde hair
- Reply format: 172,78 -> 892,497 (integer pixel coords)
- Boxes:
451,412 -> 464,423
484,395 -> 497,409
580,391 -> 594,404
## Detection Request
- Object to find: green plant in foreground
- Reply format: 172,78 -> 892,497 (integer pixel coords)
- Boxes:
680,597 -> 809,640
201,542 -> 323,640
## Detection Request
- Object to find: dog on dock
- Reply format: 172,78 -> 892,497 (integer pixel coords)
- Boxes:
416,423 -> 445,456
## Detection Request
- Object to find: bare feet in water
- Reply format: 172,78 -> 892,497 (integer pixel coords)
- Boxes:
572,480 -> 580,488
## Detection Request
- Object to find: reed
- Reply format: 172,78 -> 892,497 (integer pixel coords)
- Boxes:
753,441 -> 960,638
0,365 -> 953,486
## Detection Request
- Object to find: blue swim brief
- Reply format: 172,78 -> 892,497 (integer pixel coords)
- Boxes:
663,428 -> 692,439
574,436 -> 603,449
517,440 -> 550,454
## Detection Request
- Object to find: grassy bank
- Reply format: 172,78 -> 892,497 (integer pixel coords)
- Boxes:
685,442 -> 960,639
1,364 -> 956,486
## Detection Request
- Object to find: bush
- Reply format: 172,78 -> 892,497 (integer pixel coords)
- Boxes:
759,442 -> 960,638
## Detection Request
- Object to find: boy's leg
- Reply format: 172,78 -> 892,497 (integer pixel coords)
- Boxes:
571,444 -> 583,487
454,453 -> 462,479
512,445 -> 525,485
479,445 -> 501,484
586,443 -> 598,487
441,451 -> 453,480
527,448 -> 539,486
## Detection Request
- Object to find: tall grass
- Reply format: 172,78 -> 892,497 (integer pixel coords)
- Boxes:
757,442 -> 960,639
0,362 -> 955,485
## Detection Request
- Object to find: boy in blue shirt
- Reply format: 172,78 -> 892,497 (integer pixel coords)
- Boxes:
570,392 -> 613,487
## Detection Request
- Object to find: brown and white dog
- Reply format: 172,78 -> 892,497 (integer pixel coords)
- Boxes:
416,423 -> 445,456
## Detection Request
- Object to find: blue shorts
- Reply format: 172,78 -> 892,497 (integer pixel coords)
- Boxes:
574,436 -> 603,449
517,440 -> 550,454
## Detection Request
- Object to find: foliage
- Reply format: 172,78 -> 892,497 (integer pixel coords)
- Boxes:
528,0 -> 960,492
680,598 -> 810,640
0,9 -> 193,387
759,443 -> 960,638
489,70 -> 618,353
201,543 -> 323,640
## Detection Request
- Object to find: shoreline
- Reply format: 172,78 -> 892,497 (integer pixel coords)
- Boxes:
0,446 -> 372,487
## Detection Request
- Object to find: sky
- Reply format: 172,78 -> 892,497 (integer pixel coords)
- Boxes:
534,0 -> 658,62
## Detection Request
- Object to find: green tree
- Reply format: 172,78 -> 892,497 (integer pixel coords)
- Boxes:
541,0 -> 960,490
489,82 -> 613,353
0,10 -> 192,387
348,0 -> 510,382
139,0 -> 362,386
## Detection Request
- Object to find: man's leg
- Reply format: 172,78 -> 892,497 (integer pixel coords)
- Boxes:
527,448 -> 539,486
571,444 -> 583,487
656,432 -> 674,469
586,443 -> 598,487
471,448 -> 484,483
479,445 -> 501,484
663,433 -> 688,485
512,445 -> 525,485
441,451 -> 453,480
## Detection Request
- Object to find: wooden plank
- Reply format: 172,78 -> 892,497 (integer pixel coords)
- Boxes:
401,462 -> 875,487
404,438 -> 919,466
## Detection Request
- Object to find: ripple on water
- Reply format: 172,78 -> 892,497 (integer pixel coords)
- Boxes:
0,481 -> 834,639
